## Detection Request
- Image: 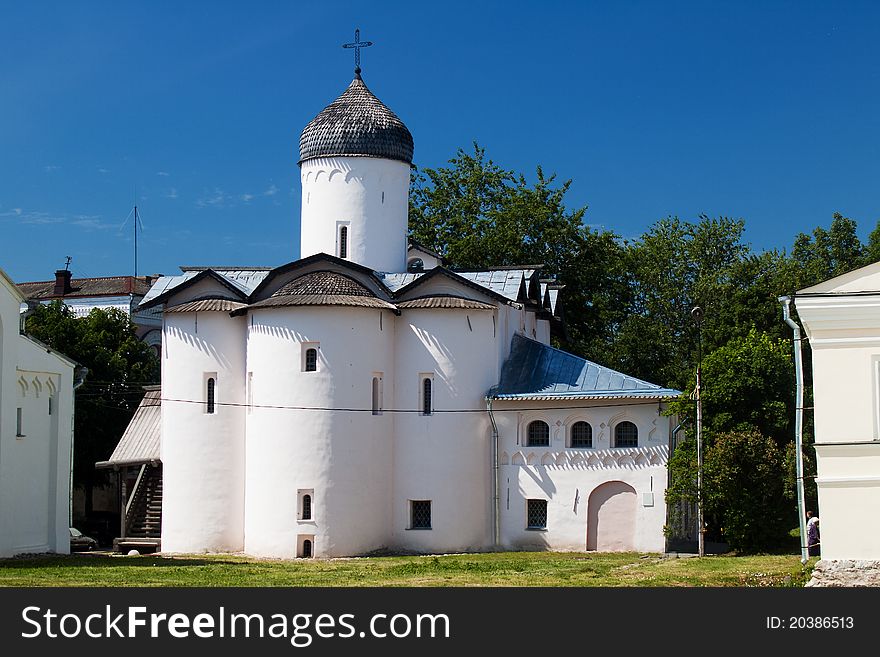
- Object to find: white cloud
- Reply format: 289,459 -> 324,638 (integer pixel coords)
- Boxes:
197,188 -> 228,208
44,165 -> 59,173
264,184 -> 279,196
166,187 -> 179,199
240,193 -> 254,202
157,171 -> 170,177
72,216 -> 115,230
98,168 -> 110,174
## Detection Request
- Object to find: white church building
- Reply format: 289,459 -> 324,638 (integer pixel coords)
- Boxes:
134,65 -> 681,559
1,266 -> 80,558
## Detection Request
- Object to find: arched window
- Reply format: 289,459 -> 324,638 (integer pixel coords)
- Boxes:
422,378 -> 433,416
302,494 -> 312,521
302,539 -> 312,558
206,377 -> 216,414
339,226 -> 348,259
615,421 -> 638,448
527,420 -> 550,447
571,421 -> 592,448
372,376 -> 381,415
305,348 -> 317,372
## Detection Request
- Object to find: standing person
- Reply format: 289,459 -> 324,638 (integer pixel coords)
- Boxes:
806,511 -> 820,557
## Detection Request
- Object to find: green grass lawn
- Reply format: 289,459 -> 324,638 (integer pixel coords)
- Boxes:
0,551 -> 817,587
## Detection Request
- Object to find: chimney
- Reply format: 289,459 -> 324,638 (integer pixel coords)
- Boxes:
53,269 -> 72,296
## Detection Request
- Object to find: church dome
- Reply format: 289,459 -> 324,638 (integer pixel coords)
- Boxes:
299,74 -> 414,165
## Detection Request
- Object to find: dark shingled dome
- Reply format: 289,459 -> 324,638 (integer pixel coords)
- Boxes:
299,75 -> 414,165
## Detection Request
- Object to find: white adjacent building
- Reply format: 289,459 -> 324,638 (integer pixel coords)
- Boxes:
795,262 -> 880,562
0,266 -> 81,557
134,67 -> 680,558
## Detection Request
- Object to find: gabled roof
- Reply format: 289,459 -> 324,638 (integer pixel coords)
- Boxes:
489,333 -> 681,401
797,260 -> 880,295
235,269 -> 397,313
18,275 -> 152,300
96,386 -> 161,468
248,253 -> 392,301
391,266 -> 517,306
139,269 -> 250,309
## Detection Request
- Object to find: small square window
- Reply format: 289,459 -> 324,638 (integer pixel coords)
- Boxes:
526,499 -> 547,530
410,500 -> 432,529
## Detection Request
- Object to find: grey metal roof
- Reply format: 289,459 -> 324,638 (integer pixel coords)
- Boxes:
299,75 -> 414,165
397,295 -> 496,310
489,334 -> 681,401
381,272 -> 424,292
139,268 -> 271,307
458,269 -> 537,302
165,299 -> 247,313
96,387 -> 161,468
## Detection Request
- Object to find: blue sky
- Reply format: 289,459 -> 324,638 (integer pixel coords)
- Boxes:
2,1 -> 879,282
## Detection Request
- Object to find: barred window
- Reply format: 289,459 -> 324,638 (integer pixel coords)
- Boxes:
422,377 -> 433,416
339,226 -> 348,259
527,420 -> 550,447
302,539 -> 312,558
411,500 -> 432,529
615,421 -> 638,448
206,377 -> 216,414
526,499 -> 547,530
302,494 -> 312,521
372,376 -> 382,415
305,348 -> 318,372
570,421 -> 592,448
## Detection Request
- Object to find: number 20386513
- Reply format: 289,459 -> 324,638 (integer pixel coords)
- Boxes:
766,616 -> 854,630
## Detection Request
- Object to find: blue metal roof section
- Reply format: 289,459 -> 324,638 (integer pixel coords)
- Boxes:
489,334 -> 681,401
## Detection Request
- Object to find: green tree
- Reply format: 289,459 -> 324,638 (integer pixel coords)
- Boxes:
610,215 -> 748,388
25,301 -> 160,518
671,329 -> 794,444
408,142 -> 631,358
703,429 -> 791,552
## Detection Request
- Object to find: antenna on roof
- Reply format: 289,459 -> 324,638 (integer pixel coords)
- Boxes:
119,201 -> 146,278
64,256 -> 71,271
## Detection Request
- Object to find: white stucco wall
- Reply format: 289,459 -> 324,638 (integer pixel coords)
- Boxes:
493,400 -> 670,553
0,269 -> 74,558
300,156 -> 410,272
796,292 -> 880,560
161,310 -> 247,553
391,307 -> 499,553
244,306 -> 395,558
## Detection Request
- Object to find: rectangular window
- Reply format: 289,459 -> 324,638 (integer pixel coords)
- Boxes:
526,499 -> 547,530
16,407 -> 24,437
410,500 -> 432,529
48,397 -> 53,416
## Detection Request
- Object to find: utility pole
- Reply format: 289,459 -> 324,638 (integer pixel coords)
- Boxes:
692,306 -> 705,557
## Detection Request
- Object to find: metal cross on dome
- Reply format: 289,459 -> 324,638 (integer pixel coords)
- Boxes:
343,28 -> 373,75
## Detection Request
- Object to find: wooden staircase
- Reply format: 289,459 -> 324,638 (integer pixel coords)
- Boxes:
115,464 -> 162,553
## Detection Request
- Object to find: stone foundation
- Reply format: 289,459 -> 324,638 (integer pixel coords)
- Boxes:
806,560 -> 880,587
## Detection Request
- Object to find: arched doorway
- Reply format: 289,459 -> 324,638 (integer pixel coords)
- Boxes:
587,481 -> 637,551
